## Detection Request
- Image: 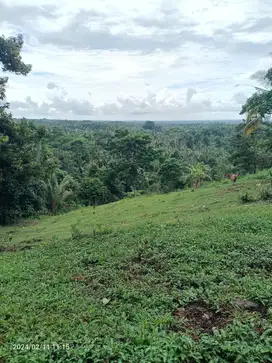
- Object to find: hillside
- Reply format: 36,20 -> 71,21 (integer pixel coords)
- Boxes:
1,178 -> 272,362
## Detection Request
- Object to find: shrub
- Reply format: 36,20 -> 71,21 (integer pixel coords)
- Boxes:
92,224 -> 113,237
239,192 -> 254,204
243,168 -> 272,181
126,190 -> 144,198
70,224 -> 83,240
259,186 -> 272,201
78,177 -> 112,206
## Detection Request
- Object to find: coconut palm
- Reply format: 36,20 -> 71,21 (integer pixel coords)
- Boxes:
47,174 -> 74,214
239,64 -> 272,135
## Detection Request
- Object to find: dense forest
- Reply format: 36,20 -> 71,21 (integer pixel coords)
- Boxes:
1,34 -> 272,225
1,116 -> 272,225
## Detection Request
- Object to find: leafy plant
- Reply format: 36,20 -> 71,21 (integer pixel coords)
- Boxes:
239,191 -> 254,204
47,174 -> 74,214
187,162 -> 211,188
240,61 -> 272,135
259,186 -> 272,201
70,223 -> 83,240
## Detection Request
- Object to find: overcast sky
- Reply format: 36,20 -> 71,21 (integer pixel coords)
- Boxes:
1,0 -> 271,120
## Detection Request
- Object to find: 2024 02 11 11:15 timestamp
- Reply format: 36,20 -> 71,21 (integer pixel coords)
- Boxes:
11,343 -> 71,351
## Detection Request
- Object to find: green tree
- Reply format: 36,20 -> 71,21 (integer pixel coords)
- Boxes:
78,177 -> 111,206
109,132 -> 156,192
187,162 -> 211,188
142,121 -> 155,131
0,118 -> 58,224
240,63 -> 272,135
230,125 -> 258,174
0,34 -> 59,224
158,158 -> 185,192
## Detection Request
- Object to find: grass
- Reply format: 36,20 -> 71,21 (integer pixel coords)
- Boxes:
1,178 -> 272,362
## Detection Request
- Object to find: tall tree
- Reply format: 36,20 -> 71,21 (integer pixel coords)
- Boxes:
240,61 -> 272,135
109,132 -> 156,192
0,35 -> 58,224
158,157 -> 185,192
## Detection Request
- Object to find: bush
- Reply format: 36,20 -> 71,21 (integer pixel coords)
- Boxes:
78,177 -> 113,206
70,224 -> 83,240
243,168 -> 272,181
146,182 -> 160,194
126,190 -> 145,198
259,186 -> 272,201
239,192 -> 254,204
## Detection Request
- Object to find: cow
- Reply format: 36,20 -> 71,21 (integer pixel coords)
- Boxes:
224,173 -> 239,185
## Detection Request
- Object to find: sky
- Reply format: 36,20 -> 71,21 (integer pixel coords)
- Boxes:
0,0 -> 271,121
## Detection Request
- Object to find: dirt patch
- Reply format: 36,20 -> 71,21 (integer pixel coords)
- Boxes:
0,245 -> 33,253
171,303 -> 232,337
24,219 -> 40,226
71,275 -> 87,282
217,186 -> 242,194
20,237 -> 43,244
120,263 -> 149,282
128,246 -> 167,273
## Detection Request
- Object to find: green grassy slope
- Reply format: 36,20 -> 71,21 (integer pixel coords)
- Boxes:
1,179 -> 272,362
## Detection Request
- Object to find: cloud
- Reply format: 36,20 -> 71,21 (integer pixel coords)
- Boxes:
10,86 -> 241,120
232,92 -> 247,105
47,81 -> 59,90
0,1 -> 56,27
37,21 -> 205,52
186,88 -> 197,104
11,94 -> 95,116
2,0 -> 271,120
228,17 -> 272,33
32,71 -> 55,77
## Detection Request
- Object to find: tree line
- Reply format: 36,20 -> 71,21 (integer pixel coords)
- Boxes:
1,34 -> 271,225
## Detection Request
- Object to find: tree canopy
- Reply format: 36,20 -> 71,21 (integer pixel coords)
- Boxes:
240,60 -> 272,135
1,34 -> 272,225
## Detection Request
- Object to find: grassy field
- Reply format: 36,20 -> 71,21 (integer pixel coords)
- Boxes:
1,179 -> 272,362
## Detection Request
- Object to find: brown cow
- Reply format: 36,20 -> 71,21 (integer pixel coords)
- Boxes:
224,173 -> 239,185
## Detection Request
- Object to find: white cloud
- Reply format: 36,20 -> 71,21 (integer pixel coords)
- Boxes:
47,81 -> 59,90
1,0 -> 271,120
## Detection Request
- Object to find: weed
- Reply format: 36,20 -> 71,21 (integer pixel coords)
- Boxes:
70,223 -> 83,240
239,191 -> 254,204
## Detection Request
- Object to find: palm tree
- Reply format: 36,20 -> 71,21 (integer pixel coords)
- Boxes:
47,174 -> 73,214
239,65 -> 272,135
187,162 -> 211,188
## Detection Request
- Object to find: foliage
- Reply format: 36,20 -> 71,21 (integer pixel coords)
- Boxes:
240,62 -> 272,135
187,162 -> 211,188
70,223 -> 84,240
78,177 -> 112,206
259,186 -> 272,201
158,157 -> 185,192
0,34 -> 59,224
46,173 -> 75,214
0,34 -> 31,75
0,118 -> 58,224
142,120 -> 155,130
239,191 -> 254,204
